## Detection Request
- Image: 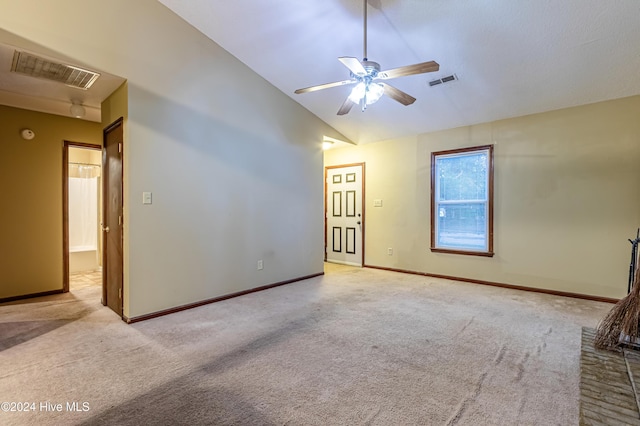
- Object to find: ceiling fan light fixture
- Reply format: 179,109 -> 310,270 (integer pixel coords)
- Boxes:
348,82 -> 366,103
349,82 -> 384,106
365,83 -> 384,105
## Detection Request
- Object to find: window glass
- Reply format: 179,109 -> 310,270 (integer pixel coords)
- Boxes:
431,146 -> 493,256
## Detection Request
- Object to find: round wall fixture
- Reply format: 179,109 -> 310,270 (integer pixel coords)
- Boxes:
21,129 -> 35,140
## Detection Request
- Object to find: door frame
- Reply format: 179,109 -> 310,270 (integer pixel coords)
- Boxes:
324,163 -> 366,266
102,117 -> 124,317
62,141 -> 103,293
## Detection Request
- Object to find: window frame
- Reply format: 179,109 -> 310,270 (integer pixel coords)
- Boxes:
430,144 -> 494,257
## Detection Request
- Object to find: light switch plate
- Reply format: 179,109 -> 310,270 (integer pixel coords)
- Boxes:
373,199 -> 383,207
142,192 -> 152,205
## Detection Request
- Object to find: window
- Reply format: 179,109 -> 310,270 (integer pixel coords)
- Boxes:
431,145 -> 494,256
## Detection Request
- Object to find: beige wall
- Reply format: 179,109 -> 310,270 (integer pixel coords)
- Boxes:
0,105 -> 102,299
69,147 -> 101,166
0,0 -> 348,317
100,81 -> 128,289
325,96 -> 640,299
102,82 -> 128,132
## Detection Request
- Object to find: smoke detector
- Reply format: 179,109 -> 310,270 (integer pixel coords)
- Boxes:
21,129 -> 35,140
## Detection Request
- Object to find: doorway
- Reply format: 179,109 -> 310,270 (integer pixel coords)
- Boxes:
325,163 -> 365,267
63,141 -> 103,293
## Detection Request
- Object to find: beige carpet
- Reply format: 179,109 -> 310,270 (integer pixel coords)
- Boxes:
0,264 -> 612,425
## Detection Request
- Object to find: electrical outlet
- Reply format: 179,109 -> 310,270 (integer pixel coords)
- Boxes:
387,248 -> 393,255
257,260 -> 263,270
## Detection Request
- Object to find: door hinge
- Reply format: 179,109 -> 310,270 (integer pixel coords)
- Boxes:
118,143 -> 122,153
119,288 -> 122,299
118,215 -> 122,226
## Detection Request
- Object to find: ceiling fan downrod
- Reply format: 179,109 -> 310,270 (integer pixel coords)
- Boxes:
363,0 -> 368,61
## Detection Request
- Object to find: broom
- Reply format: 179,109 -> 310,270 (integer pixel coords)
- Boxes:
594,236 -> 640,350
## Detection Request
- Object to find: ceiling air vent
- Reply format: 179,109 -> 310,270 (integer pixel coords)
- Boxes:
11,50 -> 100,90
429,74 -> 458,87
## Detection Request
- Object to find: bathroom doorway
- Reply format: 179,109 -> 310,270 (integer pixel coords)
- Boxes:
63,141 -> 103,293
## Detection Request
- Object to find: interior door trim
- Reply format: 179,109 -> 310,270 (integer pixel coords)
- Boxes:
324,162 -> 365,267
104,117 -> 123,134
62,141 -> 103,293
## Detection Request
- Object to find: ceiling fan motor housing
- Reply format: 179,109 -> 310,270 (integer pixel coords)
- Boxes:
361,60 -> 380,79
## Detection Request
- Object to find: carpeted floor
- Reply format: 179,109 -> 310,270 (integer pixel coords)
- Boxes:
0,264 -> 612,425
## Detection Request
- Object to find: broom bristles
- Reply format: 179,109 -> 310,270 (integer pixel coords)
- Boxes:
595,265 -> 640,350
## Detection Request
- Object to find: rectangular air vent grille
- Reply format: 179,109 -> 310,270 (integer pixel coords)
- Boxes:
429,74 -> 458,87
11,51 -> 100,90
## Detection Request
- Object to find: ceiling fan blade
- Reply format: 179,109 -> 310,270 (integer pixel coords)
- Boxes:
337,96 -> 355,115
338,57 -> 367,77
294,79 -> 356,94
381,83 -> 416,106
377,61 -> 440,80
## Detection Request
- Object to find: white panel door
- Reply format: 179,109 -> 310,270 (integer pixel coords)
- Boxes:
326,165 -> 363,266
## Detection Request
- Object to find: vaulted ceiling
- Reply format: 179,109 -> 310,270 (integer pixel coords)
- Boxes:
158,0 -> 640,144
1,1 -> 639,145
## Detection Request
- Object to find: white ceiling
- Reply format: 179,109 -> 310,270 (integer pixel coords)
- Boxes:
1,1 -> 638,141
158,0 -> 640,144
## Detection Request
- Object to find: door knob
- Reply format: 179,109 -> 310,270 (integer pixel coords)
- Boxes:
102,226 -> 110,233
357,221 -> 361,225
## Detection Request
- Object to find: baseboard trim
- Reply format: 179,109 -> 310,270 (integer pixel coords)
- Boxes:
0,289 -> 65,304
123,272 -> 325,324
364,265 -> 619,304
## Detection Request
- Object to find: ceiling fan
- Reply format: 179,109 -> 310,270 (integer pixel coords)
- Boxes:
294,0 -> 439,115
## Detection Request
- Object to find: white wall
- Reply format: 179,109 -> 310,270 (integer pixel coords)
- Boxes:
325,96 -> 640,299
0,0 -> 348,317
